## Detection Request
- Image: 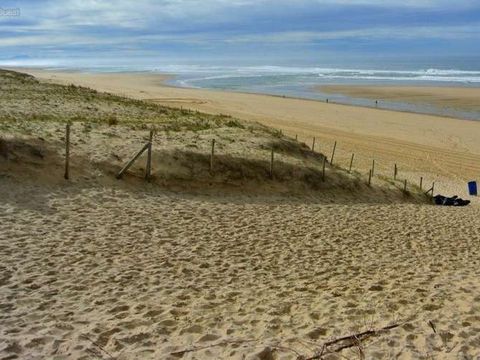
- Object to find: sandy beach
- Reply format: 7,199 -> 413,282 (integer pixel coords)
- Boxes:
21,69 -> 480,190
2,175 -> 480,359
320,85 -> 480,113
1,69 -> 480,359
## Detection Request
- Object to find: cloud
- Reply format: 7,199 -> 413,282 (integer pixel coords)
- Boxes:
313,0 -> 477,7
0,0 -> 479,60
9,0 -> 478,31
224,25 -> 480,43
1,23 -> 478,49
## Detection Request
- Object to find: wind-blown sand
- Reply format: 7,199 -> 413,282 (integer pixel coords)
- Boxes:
2,177 -> 480,359
2,69 -> 480,359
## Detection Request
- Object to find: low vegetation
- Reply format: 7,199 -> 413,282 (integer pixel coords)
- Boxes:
0,69 -> 429,202
0,69 -> 261,133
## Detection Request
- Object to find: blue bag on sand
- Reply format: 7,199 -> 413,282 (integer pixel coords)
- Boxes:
468,181 -> 477,196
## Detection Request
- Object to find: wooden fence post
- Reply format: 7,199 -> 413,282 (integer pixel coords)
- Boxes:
371,159 -> 375,177
0,138 -> 8,161
424,182 -> 436,197
322,156 -> 326,182
295,134 -> 298,141
349,153 -> 355,173
270,147 -> 274,179
403,179 -> 408,192
145,130 -> 153,180
330,141 -> 337,165
312,137 -> 316,152
394,163 -> 397,180
368,169 -> 372,186
210,139 -> 215,172
419,177 -> 423,190
117,143 -> 150,179
64,123 -> 70,180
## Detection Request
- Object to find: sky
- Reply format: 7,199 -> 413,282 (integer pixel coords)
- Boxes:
0,0 -> 479,68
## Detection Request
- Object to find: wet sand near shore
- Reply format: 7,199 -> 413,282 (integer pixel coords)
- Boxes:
320,84 -> 480,113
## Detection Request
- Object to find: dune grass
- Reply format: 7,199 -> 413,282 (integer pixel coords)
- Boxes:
0,69 -> 264,133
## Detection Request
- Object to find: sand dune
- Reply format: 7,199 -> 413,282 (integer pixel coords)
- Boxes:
21,69 -> 480,187
1,69 -> 480,359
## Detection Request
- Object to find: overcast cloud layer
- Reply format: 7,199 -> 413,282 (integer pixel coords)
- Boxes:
0,0 -> 479,66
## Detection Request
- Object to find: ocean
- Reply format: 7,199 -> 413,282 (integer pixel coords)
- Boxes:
159,65 -> 480,120
23,60 -> 480,120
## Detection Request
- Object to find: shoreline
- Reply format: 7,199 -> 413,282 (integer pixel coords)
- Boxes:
319,84 -> 480,119
173,85 -> 480,124
9,66 -> 480,121
164,74 -> 480,123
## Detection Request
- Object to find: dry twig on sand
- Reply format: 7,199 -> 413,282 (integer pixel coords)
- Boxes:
80,334 -> 115,360
298,322 -> 402,360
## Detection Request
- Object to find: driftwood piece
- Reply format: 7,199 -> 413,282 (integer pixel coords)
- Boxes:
170,322 -> 402,359
300,322 -> 402,360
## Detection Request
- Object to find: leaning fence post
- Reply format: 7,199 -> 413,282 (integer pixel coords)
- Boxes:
64,123 -> 70,180
330,141 -> 337,165
210,139 -> 215,172
117,143 -> 150,179
424,183 -> 435,197
145,129 -> 154,180
419,177 -> 423,190
371,159 -> 375,177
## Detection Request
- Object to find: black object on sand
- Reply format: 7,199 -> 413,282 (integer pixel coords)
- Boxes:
433,195 -> 470,207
